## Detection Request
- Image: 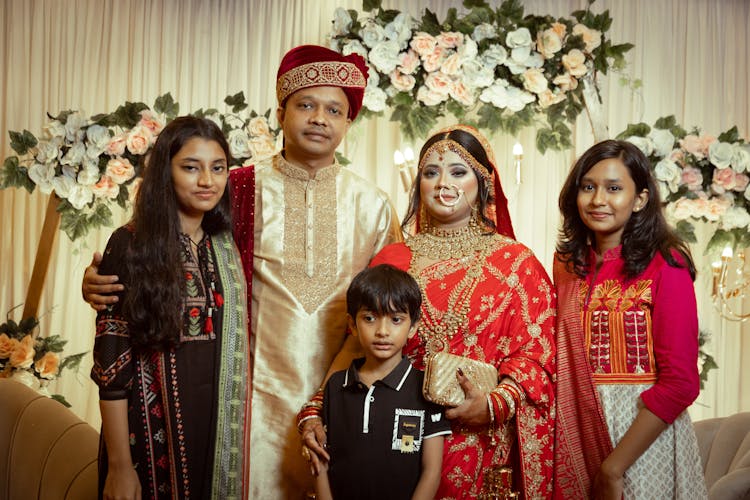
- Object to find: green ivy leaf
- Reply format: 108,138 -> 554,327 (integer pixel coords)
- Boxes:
674,220 -> 697,243
59,205 -> 91,241
464,0 -> 490,8
476,103 -> 504,134
0,319 -> 19,336
89,203 -> 113,228
153,93 -> 179,119
18,316 -> 39,334
59,351 -> 87,372
718,126 -> 740,144
39,334 -> 67,353
653,115 -> 677,130
111,101 -> 150,129
498,0 -> 524,22
419,9 -> 442,35
615,122 -> 651,139
335,151 -> 351,167
224,92 -> 248,114
9,130 -> 38,156
704,229 -> 734,256
377,9 -> 399,24
47,110 -> 75,124
1,156 -> 36,193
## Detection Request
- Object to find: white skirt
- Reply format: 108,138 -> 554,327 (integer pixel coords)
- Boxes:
597,384 -> 708,500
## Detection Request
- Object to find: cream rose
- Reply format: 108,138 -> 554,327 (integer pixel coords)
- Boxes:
34,351 -> 60,380
562,49 -> 588,77
681,166 -> 703,191
397,50 -> 420,75
721,206 -> 750,230
712,167 -> 736,194
441,53 -> 462,75
734,173 -> 750,192
250,136 -> 277,160
126,125 -> 153,155
416,85 -> 448,106
138,110 -> 165,136
655,159 -> 682,193
670,198 -> 695,221
422,46 -> 446,73
247,116 -> 271,138
424,72 -> 452,96
552,73 -> 578,92
10,335 -> 35,369
504,86 -> 535,112
705,196 -> 731,221
77,162 -> 102,186
449,80 -> 475,107
538,89 -> 565,108
106,133 -> 128,156
551,22 -> 567,39
106,157 -> 136,184
522,68 -> 548,94
537,28 -> 563,59
680,135 -> 704,159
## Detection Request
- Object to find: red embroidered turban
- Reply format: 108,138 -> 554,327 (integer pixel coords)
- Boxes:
276,45 -> 369,120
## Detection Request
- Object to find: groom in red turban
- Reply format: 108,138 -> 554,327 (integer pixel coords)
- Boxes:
232,45 -> 400,499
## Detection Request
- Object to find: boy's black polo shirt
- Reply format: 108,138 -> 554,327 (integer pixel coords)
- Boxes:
322,357 -> 451,500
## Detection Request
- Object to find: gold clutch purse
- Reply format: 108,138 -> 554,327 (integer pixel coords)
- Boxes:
423,351 -> 498,407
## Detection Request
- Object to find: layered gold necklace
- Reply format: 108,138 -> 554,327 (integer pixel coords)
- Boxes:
407,218 -> 489,261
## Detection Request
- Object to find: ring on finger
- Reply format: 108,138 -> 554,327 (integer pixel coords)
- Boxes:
301,446 -> 311,461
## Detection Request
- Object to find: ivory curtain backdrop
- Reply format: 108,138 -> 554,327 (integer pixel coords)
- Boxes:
1,0 -> 748,428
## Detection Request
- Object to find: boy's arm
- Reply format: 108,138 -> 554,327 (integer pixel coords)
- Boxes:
411,435 -> 444,500
315,462 -> 333,500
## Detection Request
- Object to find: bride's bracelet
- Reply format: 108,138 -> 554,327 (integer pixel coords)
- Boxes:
295,388 -> 324,434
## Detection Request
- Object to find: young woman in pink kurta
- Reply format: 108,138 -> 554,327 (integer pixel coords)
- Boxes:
553,139 -> 707,499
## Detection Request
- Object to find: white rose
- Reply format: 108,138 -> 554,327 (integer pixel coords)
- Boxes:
457,37 -> 478,62
363,86 -> 387,112
64,113 -> 88,142
60,141 -> 87,166
504,86 -> 535,112
67,184 -> 94,210
461,60 -> 494,89
331,7 -> 352,36
369,40 -> 401,74
227,128 -> 251,158
479,81 -> 510,108
626,136 -> 654,157
721,206 -> 750,230
506,27 -> 532,48
77,161 -> 101,186
11,370 -> 40,390
28,163 -> 56,194
709,141 -> 734,169
384,12 -> 412,50
744,184 -> 750,201
366,64 -> 380,87
86,124 -> 111,150
43,120 -> 66,140
731,144 -> 750,172
52,173 -> 76,199
509,45 -> 531,65
654,158 -> 681,193
522,68 -> 548,94
481,44 -> 508,69
35,139 -> 61,164
649,128 -> 676,158
472,23 -> 497,43
342,40 -> 368,59
416,85 -> 448,106
361,21 -> 386,48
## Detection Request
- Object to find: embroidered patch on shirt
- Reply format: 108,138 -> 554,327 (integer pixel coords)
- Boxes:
392,409 -> 424,453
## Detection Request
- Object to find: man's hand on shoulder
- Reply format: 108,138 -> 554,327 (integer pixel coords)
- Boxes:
82,252 -> 124,311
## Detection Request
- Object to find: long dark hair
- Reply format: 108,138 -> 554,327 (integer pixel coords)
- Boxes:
557,139 -> 695,280
123,116 -> 232,350
402,128 -> 496,233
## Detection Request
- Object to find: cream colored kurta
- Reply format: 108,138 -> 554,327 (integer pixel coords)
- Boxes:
248,154 -> 400,499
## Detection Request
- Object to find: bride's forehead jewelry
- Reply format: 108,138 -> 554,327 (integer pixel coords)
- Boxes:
419,140 -> 492,182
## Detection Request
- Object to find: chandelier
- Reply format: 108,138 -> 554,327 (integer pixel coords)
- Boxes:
712,246 -> 750,321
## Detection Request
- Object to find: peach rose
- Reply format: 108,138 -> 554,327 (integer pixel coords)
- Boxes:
250,136 -> 277,160
0,333 -> 18,358
734,173 -> 750,192
679,135 -> 704,159
562,49 -> 588,77
440,53 -> 462,75
424,72 -> 452,96
398,50 -> 420,75
572,24 -> 602,52
449,80 -> 475,106
247,116 -> 271,138
34,351 -> 60,379
416,85 -> 448,106
670,198 -> 695,220
699,134 -> 717,155
106,133 -> 128,156
138,110 -> 165,136
669,148 -> 685,165
436,32 -> 463,49
106,157 -> 136,184
10,335 -> 35,369
389,70 -> 416,92
538,89 -> 565,108
712,167 -> 737,193
410,32 -> 437,57
422,46 -> 446,73
522,68 -> 549,94
681,166 -> 703,191
126,125 -> 153,155
550,22 -> 567,39
91,175 -> 120,199
705,197 -> 731,221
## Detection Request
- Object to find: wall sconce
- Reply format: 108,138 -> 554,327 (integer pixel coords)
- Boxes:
394,146 -> 416,191
512,142 -> 523,185
712,245 -> 750,321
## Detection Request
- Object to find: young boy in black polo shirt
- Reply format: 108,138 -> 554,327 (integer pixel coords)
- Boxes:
315,264 -> 451,500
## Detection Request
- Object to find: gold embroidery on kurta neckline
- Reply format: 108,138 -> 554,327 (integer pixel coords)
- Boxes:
278,155 -> 340,313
